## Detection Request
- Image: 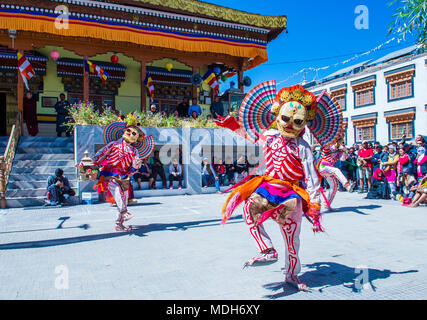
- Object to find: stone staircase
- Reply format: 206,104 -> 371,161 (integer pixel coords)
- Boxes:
0,136 -> 8,156
5,137 -> 78,207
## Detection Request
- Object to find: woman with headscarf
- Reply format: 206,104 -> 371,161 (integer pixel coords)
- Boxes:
414,146 -> 427,180
381,145 -> 399,195
366,168 -> 390,199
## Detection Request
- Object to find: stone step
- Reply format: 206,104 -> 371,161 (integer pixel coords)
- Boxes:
10,166 -> 76,175
16,147 -> 74,154
13,153 -> 74,160
6,180 -> 78,190
12,160 -> 75,168
5,195 -> 80,208
19,137 -> 73,143
17,142 -> 75,148
6,187 -> 78,198
8,173 -> 78,181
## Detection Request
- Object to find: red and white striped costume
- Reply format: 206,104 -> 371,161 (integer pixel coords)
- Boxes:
93,138 -> 141,223
318,144 -> 350,206
243,129 -> 321,284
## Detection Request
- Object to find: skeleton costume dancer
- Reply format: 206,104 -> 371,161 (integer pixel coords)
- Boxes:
318,137 -> 356,210
214,83 -> 343,291
93,122 -> 155,231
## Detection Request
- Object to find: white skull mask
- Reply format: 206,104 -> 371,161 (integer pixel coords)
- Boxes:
123,127 -> 140,144
276,101 -> 307,138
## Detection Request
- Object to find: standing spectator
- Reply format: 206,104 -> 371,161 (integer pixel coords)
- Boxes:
415,134 -> 427,149
234,154 -> 248,183
23,91 -> 39,136
46,168 -> 75,205
177,97 -> 189,118
210,96 -> 224,119
214,159 -> 226,186
225,156 -> 235,185
380,145 -> 390,171
54,93 -> 71,137
201,157 -> 220,193
398,147 -> 414,175
168,158 -> 183,190
346,147 -> 358,186
188,98 -> 202,118
371,145 -> 383,172
357,141 -> 374,193
134,158 -> 155,190
382,145 -> 399,196
414,146 -> 427,180
150,150 -> 167,189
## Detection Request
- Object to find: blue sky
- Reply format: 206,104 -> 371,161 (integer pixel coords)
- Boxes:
204,0 -> 417,91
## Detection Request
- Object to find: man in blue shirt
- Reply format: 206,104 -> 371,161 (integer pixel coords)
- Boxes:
188,98 -> 202,118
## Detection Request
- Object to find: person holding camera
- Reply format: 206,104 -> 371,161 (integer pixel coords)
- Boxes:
46,168 -> 75,205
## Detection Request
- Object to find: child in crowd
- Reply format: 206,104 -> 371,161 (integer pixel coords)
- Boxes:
380,145 -> 389,172
214,159 -> 226,186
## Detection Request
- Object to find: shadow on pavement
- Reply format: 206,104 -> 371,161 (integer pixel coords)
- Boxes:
263,261 -> 418,299
324,204 -> 382,215
0,215 -> 243,250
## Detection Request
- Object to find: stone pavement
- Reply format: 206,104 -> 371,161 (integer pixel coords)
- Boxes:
0,191 -> 426,300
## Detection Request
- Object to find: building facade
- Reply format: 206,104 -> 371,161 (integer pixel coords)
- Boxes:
304,46 -> 427,146
0,0 -> 286,136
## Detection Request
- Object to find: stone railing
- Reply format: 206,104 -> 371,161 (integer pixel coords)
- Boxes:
0,112 -> 22,209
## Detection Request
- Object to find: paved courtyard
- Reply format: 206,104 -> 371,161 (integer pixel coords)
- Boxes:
0,191 -> 426,300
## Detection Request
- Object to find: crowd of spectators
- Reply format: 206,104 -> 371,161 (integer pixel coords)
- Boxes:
327,134 -> 427,207
155,96 -> 226,120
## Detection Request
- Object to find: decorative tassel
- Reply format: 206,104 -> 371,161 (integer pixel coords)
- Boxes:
221,192 -> 242,225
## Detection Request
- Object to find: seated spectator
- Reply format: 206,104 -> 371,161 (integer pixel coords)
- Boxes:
201,157 -> 220,193
234,154 -> 248,183
46,168 -> 75,206
415,146 -> 427,180
225,156 -> 235,186
133,158 -> 155,190
150,150 -> 167,189
206,114 -> 212,121
365,169 -> 390,200
409,176 -> 427,207
247,154 -> 259,175
396,173 -> 417,205
214,159 -> 226,186
169,158 -> 183,190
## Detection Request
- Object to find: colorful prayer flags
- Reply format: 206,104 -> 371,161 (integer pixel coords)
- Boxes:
144,71 -> 155,101
202,70 -> 219,94
84,59 -> 109,83
17,52 -> 35,90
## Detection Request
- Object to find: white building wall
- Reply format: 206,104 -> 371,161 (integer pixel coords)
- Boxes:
307,53 -> 427,146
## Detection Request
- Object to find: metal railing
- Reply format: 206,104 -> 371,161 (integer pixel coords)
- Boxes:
0,111 -> 22,209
